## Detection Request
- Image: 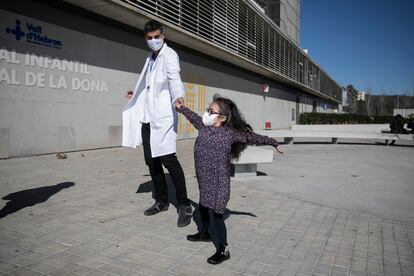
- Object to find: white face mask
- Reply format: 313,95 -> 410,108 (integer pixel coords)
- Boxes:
202,112 -> 218,126
147,38 -> 164,51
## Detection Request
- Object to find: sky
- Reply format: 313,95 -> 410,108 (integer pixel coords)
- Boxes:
300,0 -> 414,95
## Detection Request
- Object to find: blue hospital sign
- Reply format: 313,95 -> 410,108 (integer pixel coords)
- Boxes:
5,19 -> 62,49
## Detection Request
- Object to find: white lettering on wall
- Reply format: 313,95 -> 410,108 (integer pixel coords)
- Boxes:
71,77 -> 107,92
49,74 -> 68,89
25,53 -> 90,74
25,71 -> 37,86
0,68 -> 20,85
1,48 -> 107,92
0,48 -> 20,64
25,71 -> 47,87
72,77 -> 81,90
37,73 -> 45,87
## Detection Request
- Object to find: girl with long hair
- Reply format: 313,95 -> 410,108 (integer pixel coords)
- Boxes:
175,95 -> 283,264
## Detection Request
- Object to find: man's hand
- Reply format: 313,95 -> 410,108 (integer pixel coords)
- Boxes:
174,97 -> 185,109
125,90 -> 133,99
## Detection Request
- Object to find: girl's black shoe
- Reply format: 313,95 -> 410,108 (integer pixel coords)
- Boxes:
207,248 -> 230,264
187,232 -> 211,242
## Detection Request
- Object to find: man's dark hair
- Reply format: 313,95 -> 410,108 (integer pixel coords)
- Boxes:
144,20 -> 163,35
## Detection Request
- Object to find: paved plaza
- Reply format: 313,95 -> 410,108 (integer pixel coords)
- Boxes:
0,140 -> 413,276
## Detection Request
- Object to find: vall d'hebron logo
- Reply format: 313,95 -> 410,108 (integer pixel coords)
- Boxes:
6,20 -> 62,49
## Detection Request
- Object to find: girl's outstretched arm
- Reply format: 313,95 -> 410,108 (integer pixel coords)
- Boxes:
176,105 -> 205,130
232,130 -> 283,154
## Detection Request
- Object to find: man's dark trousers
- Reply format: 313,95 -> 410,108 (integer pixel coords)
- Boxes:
141,123 -> 189,205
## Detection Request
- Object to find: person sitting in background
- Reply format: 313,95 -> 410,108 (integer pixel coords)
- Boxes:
407,116 -> 414,133
389,114 -> 408,145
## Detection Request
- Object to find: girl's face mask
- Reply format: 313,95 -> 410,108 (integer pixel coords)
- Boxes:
202,112 -> 219,126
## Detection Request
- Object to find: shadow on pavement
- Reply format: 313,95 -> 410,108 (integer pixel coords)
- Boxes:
0,182 -> 75,219
137,177 -> 256,218
136,174 -> 179,208
190,200 -> 257,248
137,177 -> 257,247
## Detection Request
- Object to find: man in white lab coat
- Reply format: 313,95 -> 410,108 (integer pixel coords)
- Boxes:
123,20 -> 192,227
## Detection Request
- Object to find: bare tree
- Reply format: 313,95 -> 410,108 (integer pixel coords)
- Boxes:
365,84 -> 373,116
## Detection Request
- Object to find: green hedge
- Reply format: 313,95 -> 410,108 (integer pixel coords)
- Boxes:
299,113 -> 396,124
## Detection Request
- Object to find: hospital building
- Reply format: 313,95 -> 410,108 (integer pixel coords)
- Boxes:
0,0 -> 342,158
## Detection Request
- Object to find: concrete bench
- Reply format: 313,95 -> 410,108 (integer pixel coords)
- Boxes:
380,130 -> 414,144
256,124 -> 414,145
231,146 -> 274,177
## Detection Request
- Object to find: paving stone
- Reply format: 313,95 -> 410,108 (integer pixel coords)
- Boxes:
9,267 -> 42,276
277,268 -> 296,276
61,263 -> 94,274
0,261 -> 18,274
84,270 -> 115,276
349,270 -> 367,276
259,271 -> 278,276
331,265 -> 348,275
319,253 -> 335,264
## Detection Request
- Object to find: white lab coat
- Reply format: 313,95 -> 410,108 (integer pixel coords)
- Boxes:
122,43 -> 185,157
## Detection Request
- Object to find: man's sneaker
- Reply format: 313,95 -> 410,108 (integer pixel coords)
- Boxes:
187,232 -> 211,242
177,204 -> 192,227
144,202 -> 169,216
207,249 -> 230,265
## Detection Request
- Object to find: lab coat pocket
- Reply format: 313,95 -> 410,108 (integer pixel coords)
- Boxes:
154,93 -> 173,121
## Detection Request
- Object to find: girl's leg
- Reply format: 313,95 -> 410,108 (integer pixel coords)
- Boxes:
207,211 -> 230,264
187,204 -> 211,242
213,212 -> 227,248
198,204 -> 210,233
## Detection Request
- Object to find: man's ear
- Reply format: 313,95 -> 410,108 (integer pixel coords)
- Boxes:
220,116 -> 227,123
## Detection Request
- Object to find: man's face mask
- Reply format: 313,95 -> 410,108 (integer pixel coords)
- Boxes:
146,31 -> 164,51
147,38 -> 163,51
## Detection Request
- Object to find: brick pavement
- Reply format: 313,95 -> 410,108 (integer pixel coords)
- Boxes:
0,141 -> 413,275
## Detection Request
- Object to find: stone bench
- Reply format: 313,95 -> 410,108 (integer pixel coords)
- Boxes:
231,146 -> 274,177
256,125 -> 414,145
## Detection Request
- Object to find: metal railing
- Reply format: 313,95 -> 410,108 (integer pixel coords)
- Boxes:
122,0 -> 342,102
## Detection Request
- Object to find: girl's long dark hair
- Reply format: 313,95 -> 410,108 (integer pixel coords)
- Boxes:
213,94 -> 252,160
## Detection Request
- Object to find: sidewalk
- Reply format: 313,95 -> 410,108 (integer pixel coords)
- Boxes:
0,140 -> 413,276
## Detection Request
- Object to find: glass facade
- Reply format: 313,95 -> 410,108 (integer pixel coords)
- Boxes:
124,0 -> 341,102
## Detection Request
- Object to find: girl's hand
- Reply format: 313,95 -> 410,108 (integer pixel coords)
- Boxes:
174,97 -> 184,109
275,146 -> 284,154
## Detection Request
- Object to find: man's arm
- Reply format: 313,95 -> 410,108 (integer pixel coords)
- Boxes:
165,50 -> 185,104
